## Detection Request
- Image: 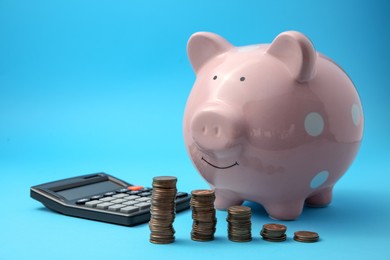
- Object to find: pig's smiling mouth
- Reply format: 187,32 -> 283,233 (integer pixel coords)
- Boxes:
201,157 -> 239,169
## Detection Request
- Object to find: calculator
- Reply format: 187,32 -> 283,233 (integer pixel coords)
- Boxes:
30,173 -> 191,226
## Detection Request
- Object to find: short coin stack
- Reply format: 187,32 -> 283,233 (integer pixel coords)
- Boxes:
293,231 -> 319,243
149,176 -> 177,244
227,206 -> 252,242
260,223 -> 287,242
190,190 -> 217,241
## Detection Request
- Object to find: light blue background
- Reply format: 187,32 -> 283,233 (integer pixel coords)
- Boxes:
1,0 -> 389,259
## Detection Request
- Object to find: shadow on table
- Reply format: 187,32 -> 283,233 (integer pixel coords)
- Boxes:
247,188 -> 390,235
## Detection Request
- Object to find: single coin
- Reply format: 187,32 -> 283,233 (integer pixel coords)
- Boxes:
262,234 -> 287,242
152,176 -> 177,189
228,205 -> 251,213
260,223 -> 287,239
294,231 -> 319,243
153,176 -> 177,182
263,223 -> 287,232
191,190 -> 215,197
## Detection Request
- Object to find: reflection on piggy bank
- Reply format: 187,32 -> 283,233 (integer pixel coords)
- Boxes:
183,31 -> 363,220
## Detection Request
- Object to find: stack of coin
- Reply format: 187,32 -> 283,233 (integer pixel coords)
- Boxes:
149,176 -> 177,244
293,231 -> 319,243
260,223 -> 287,242
190,190 -> 217,241
227,206 -> 252,242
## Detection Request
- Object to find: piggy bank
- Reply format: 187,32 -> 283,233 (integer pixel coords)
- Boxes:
183,31 -> 363,220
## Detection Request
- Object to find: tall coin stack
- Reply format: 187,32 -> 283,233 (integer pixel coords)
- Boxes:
260,223 -> 287,242
149,176 -> 177,244
227,206 -> 252,242
190,190 -> 217,242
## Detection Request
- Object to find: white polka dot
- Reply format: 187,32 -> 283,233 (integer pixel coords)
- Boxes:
304,112 -> 324,136
310,170 -> 329,189
351,104 -> 361,126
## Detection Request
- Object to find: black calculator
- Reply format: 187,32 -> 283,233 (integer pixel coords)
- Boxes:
30,173 -> 191,226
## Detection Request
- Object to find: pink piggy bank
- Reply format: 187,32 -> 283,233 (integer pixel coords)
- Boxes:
183,31 -> 364,220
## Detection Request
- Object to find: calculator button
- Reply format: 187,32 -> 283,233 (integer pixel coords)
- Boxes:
108,204 -> 127,212
116,188 -> 128,193
139,192 -> 152,197
104,192 -> 116,197
176,192 -> 188,198
123,200 -> 138,206
120,206 -> 139,214
91,195 -> 104,200
142,187 -> 153,192
111,199 -> 126,204
76,198 -> 90,205
126,190 -> 142,195
135,197 -> 150,202
124,195 -> 140,200
85,200 -> 102,208
99,197 -> 115,202
128,185 -> 143,191
96,202 -> 114,210
134,202 -> 151,210
112,194 -> 128,198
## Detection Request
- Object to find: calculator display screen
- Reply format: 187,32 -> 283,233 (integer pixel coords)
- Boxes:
56,181 -> 123,201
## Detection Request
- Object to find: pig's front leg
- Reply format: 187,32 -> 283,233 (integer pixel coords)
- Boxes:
214,188 -> 243,210
263,199 -> 305,220
305,186 -> 333,207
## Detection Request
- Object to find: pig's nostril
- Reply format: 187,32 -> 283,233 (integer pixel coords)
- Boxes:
202,126 -> 207,134
214,126 -> 220,136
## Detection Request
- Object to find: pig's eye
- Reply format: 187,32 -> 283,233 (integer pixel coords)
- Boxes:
213,75 -> 218,80
240,77 -> 246,82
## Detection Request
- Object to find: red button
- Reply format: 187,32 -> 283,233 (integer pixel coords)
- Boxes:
128,185 -> 143,191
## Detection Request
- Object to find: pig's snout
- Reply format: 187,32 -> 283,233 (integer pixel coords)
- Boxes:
190,106 -> 242,151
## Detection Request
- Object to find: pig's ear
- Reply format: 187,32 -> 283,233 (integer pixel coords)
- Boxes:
187,32 -> 233,74
266,31 -> 317,83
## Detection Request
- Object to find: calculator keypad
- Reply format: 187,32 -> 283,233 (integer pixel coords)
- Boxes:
96,202 -> 114,210
112,194 -> 127,199
111,198 -> 126,204
80,188 -> 187,215
120,206 -> 139,214
85,200 -> 102,207
108,204 -> 126,211
99,197 -> 115,202
126,195 -> 140,200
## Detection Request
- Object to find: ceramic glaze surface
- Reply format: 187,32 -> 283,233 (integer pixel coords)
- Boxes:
183,31 -> 363,220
